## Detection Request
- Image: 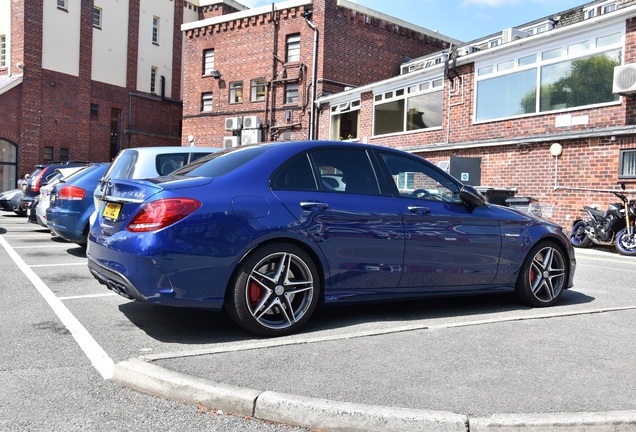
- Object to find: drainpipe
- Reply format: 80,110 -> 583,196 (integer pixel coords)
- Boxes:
268,3 -> 279,141
302,10 -> 318,140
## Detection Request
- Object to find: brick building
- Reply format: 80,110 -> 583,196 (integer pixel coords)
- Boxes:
0,0 -> 200,192
316,0 -> 636,229
180,0 -> 460,148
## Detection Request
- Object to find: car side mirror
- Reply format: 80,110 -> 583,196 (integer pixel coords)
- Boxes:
460,185 -> 486,207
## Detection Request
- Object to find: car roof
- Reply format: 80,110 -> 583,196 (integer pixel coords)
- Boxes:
117,146 -> 215,155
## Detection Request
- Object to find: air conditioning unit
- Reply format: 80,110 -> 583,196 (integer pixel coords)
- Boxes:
457,45 -> 479,56
224,117 -> 242,131
613,63 -> 636,95
242,115 -> 261,129
223,136 -> 238,148
241,129 -> 262,145
502,28 -> 528,43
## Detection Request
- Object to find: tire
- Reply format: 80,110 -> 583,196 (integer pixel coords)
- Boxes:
570,221 -> 592,248
226,242 -> 321,337
615,228 -> 636,256
516,242 -> 567,307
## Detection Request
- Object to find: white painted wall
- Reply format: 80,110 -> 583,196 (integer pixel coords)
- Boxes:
137,0 -> 175,97
181,3 -> 200,99
92,0 -> 129,87
42,0 -> 81,76
0,0 -> 11,69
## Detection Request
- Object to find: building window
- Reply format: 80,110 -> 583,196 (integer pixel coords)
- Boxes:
330,100 -> 360,140
57,0 -> 67,11
285,83 -> 298,104
152,16 -> 160,45
201,92 -> 213,112
229,82 -> 243,104
475,29 -> 622,122
150,66 -> 158,93
619,149 -> 636,179
203,49 -> 215,75
373,78 -> 443,136
90,104 -> 99,117
585,1 -> 617,19
60,148 -> 69,162
286,34 -> 300,63
93,7 -> 102,29
43,147 -> 54,163
250,78 -> 266,102
0,35 -> 5,68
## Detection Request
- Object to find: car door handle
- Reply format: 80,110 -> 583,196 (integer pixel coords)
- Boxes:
407,205 -> 431,214
300,201 -> 329,210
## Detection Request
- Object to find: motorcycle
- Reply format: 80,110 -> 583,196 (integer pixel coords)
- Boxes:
570,183 -> 636,256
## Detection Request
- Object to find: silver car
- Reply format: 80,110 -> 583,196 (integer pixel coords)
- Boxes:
93,147 -> 217,210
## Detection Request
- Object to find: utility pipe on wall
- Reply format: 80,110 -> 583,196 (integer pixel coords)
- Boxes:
303,10 -> 318,141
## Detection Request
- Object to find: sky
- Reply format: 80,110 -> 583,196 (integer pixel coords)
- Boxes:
238,0 -> 588,42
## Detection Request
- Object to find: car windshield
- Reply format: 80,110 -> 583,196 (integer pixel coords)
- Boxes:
173,146 -> 268,178
103,150 -> 139,181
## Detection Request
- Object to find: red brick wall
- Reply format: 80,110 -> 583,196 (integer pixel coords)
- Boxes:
181,0 -> 452,147
0,0 -> 185,177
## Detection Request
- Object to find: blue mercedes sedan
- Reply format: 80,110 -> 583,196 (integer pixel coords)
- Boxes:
47,163 -> 110,246
87,141 -> 575,336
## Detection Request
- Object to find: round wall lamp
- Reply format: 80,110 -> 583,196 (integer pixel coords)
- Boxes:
550,143 -> 563,157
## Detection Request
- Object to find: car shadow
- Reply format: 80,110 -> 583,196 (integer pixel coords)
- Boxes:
117,289 -> 594,344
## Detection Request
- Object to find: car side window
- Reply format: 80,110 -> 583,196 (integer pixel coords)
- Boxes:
311,148 -> 380,195
157,154 -> 188,175
380,152 -> 462,203
271,154 -> 318,191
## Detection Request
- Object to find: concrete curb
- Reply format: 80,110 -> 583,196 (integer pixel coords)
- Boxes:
112,358 -> 636,432
469,411 -> 636,432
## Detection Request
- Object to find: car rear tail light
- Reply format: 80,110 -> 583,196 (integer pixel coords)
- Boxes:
58,185 -> 86,200
30,171 -> 45,192
127,198 -> 201,232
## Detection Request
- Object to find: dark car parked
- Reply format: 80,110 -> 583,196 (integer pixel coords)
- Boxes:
19,162 -> 89,216
47,163 -> 110,246
0,189 -> 25,216
87,140 -> 576,337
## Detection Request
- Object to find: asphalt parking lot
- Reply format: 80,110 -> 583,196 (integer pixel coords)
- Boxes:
2,211 -> 636,431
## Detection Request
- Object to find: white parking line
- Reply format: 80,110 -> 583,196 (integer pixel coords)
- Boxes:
12,244 -> 76,249
0,236 -> 114,379
31,262 -> 88,268
59,293 -> 119,300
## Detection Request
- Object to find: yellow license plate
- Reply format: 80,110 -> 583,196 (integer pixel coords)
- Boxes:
102,202 -> 122,220
51,194 -> 56,202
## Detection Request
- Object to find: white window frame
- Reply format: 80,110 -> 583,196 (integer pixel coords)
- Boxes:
150,66 -> 158,94
93,7 -> 102,29
201,92 -> 213,112
203,49 -> 215,75
57,0 -> 67,11
229,82 -> 243,104
372,77 -> 444,137
285,82 -> 299,104
286,34 -> 300,63
0,35 -> 6,68
329,99 -> 361,140
474,24 -> 624,124
250,78 -> 266,102
152,16 -> 160,45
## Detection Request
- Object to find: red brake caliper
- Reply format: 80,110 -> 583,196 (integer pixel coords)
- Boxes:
248,280 -> 262,307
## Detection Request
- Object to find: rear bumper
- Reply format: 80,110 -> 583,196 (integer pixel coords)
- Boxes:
86,231 -> 228,310
87,257 -> 140,301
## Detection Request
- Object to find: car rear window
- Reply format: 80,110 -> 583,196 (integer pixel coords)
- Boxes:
104,150 -> 139,180
173,146 -> 268,178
